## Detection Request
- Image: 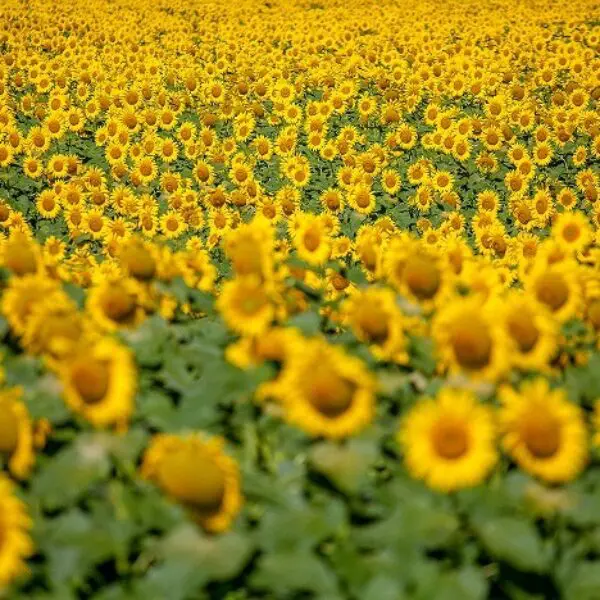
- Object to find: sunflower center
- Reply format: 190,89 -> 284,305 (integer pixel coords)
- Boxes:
239,290 -> 267,316
451,316 -> 492,370
432,418 -> 469,460
357,307 -> 389,344
102,287 -> 137,323
403,254 -> 440,300
562,223 -> 580,243
308,367 -> 355,418
159,447 -> 226,514
521,412 -> 561,459
507,311 -> 539,353
0,404 -> 19,454
303,228 -> 321,252
535,271 -> 569,312
71,359 -> 110,404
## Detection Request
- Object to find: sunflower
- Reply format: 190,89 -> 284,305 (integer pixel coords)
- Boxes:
525,259 -> 581,322
348,184 -> 377,215
58,338 -> 136,428
499,379 -> 587,483
293,213 -> 331,266
86,277 -> 145,331
0,233 -> 41,277
432,294 -> 510,381
118,237 -> 157,281
274,337 -> 376,439
398,388 -> 497,492
2,275 -> 64,336
0,474 -> 34,586
224,219 -> 274,278
217,275 -> 275,337
160,211 -> 187,239
0,388 -> 35,480
552,210 -> 592,253
384,235 -> 448,311
497,291 -> 558,372
141,433 -> 242,533
342,287 -> 408,363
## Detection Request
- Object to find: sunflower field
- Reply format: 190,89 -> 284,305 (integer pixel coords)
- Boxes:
0,0 -> 600,597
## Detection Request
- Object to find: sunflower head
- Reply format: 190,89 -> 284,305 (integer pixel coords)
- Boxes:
398,388 -> 497,492
0,388 -> 35,480
59,338 -> 136,428
141,433 -> 242,533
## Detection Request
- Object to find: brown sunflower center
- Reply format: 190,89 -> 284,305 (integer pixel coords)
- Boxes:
0,404 -> 19,454
159,448 -> 226,514
357,306 -> 389,345
102,287 -> 137,323
521,411 -> 561,459
432,418 -> 469,460
507,311 -> 539,353
303,229 -> 321,252
451,316 -> 492,370
307,367 -> 356,418
403,254 -> 441,300
562,223 -> 580,243
71,359 -> 110,404
535,271 -> 569,312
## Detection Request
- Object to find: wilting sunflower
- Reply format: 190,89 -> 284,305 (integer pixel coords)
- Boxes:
0,474 -> 34,586
58,338 -> 136,428
398,388 -> 497,492
342,287 -> 408,363
217,275 -> 276,337
273,337 -> 376,439
141,433 -> 242,533
0,388 -> 35,480
432,295 -> 510,381
498,379 -> 587,483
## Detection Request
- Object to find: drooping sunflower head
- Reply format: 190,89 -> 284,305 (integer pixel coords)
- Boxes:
58,338 -> 136,428
141,433 -> 242,533
398,388 -> 497,492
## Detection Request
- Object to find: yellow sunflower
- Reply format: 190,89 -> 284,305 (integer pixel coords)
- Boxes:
432,295 -> 510,381
0,474 -> 34,586
58,338 -> 136,428
217,275 -> 276,337
499,379 -> 587,483
141,433 -> 242,533
342,287 -> 409,364
524,259 -> 581,322
0,388 -> 35,480
551,210 -> 592,254
497,291 -> 558,372
273,337 -> 376,439
398,388 -> 497,492
86,277 -> 145,332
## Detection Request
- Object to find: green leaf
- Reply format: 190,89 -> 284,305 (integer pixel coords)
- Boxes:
473,516 -> 548,573
251,551 -> 338,596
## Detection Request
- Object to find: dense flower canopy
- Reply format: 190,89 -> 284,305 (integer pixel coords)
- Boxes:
0,0 -> 599,597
